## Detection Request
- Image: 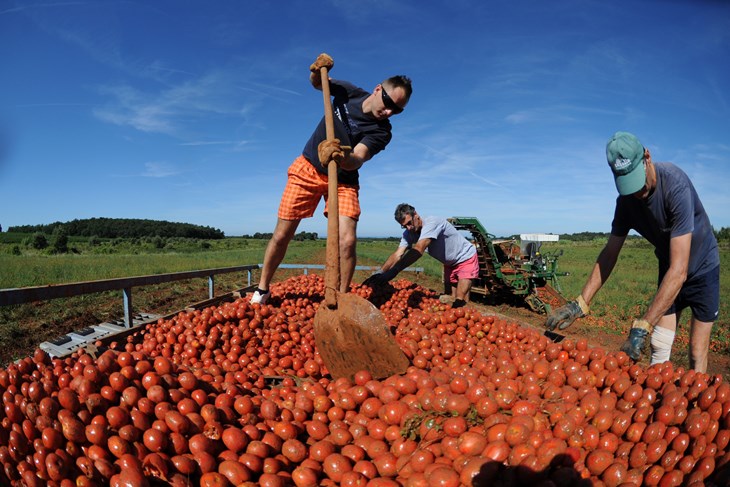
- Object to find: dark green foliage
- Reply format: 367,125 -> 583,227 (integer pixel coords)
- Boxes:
292,231 -> 319,241
715,226 -> 730,242
31,232 -> 48,250
9,218 -> 225,239
560,231 -> 610,241
244,231 -> 318,241
52,226 -> 69,253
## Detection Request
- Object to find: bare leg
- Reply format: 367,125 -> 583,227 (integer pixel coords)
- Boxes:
339,215 -> 357,293
257,218 -> 301,291
689,316 -> 713,373
454,278 -> 473,302
443,279 -> 453,297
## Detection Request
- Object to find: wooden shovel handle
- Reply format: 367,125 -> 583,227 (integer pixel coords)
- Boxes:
320,66 -> 339,307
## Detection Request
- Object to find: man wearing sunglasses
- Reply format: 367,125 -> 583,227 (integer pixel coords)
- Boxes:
250,53 -> 412,305
545,132 -> 719,373
364,203 -> 479,309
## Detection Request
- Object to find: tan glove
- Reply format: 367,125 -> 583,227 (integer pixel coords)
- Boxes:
309,53 -> 334,88
318,139 -> 346,167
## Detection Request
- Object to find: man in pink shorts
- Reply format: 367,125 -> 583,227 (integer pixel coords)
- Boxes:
365,204 -> 479,308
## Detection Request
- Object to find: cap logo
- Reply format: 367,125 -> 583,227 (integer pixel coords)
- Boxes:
613,157 -> 633,171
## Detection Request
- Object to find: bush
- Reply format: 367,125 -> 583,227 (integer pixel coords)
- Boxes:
51,226 -> 69,253
31,232 -> 48,250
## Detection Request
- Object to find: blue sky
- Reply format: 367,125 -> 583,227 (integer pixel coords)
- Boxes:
1,0 -> 729,239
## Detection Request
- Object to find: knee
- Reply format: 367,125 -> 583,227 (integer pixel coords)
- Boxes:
339,234 -> 356,255
690,340 -> 709,361
689,322 -> 713,358
271,228 -> 294,246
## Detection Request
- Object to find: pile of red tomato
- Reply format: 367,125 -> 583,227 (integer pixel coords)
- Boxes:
1,274 -> 729,486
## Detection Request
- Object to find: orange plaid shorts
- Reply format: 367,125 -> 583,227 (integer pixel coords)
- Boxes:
278,156 -> 361,220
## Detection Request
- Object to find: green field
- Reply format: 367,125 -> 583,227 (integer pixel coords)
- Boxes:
0,234 -> 728,366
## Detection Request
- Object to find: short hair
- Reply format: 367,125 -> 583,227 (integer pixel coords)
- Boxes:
384,75 -> 413,102
394,203 -> 415,224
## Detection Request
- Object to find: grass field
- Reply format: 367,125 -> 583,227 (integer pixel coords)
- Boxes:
1,235 -> 728,368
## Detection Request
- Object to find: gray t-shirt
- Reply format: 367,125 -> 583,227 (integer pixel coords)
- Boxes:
611,162 -> 719,278
400,216 -> 476,266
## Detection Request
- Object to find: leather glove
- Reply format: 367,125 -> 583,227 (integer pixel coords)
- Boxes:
363,269 -> 397,287
545,295 -> 589,331
318,139 -> 346,167
309,53 -> 334,87
363,273 -> 386,287
619,319 -> 653,361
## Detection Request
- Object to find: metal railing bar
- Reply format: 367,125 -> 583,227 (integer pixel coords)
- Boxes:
0,265 -> 259,307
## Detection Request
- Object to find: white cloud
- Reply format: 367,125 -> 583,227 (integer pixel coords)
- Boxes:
141,162 -> 179,178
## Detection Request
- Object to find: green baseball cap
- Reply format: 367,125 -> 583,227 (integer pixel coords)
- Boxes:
606,131 -> 646,195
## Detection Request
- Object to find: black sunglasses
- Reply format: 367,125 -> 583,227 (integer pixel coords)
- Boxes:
381,85 -> 404,114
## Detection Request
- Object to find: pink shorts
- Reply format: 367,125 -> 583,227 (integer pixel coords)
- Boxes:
444,252 -> 480,284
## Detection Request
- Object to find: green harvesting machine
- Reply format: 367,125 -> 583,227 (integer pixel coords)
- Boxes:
448,216 -> 569,315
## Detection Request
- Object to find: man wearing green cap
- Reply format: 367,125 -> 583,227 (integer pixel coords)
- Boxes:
546,131 -> 720,372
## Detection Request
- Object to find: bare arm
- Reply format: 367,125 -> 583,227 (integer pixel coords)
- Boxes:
381,246 -> 408,272
642,233 -> 690,324
581,233 -> 626,304
382,238 -> 432,276
339,143 -> 371,172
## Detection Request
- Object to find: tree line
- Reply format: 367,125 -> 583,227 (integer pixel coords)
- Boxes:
8,218 -> 225,240
242,232 -> 319,241
524,229 -> 730,243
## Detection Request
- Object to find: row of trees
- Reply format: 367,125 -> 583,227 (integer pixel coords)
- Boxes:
8,218 -> 224,240
242,231 -> 319,241
715,227 -> 730,242
3,220 -> 728,243
532,228 -> 730,243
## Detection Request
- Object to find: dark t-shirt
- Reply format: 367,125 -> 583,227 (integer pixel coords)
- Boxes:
302,79 -> 392,186
611,162 -> 719,278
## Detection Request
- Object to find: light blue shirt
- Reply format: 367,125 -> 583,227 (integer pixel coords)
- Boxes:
400,216 -> 476,266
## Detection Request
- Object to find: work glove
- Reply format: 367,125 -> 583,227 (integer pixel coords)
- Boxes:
363,269 -> 397,287
619,319 -> 653,361
545,295 -> 589,331
309,53 -> 334,87
318,139 -> 347,167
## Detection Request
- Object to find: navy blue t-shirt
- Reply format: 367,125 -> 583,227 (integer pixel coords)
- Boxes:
302,79 -> 392,186
611,162 -> 719,278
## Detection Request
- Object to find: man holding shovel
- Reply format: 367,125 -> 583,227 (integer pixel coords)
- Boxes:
250,54 -> 412,304
545,132 -> 719,373
365,204 -> 479,308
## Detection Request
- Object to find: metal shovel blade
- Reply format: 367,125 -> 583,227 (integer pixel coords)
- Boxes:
544,329 -> 566,343
314,291 -> 409,381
